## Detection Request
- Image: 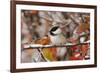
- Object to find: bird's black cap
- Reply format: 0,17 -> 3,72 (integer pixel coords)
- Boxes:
50,26 -> 59,32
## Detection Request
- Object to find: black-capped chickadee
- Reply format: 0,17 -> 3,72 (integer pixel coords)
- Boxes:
49,26 -> 67,45
49,26 -> 67,60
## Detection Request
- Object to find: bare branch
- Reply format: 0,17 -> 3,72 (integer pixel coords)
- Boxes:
37,48 -> 49,62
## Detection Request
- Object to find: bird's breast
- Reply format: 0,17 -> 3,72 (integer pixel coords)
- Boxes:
50,34 -> 66,45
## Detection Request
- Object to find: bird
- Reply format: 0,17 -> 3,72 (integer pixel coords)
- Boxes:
49,26 -> 67,45
49,26 -> 67,60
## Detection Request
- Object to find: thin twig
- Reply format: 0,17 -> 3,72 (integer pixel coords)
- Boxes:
37,48 -> 48,62
67,14 -> 79,26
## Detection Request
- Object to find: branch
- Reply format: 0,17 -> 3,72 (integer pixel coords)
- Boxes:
67,14 -> 79,26
37,48 -> 49,62
22,42 -> 90,51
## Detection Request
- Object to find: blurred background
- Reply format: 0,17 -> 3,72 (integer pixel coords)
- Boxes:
21,10 -> 90,63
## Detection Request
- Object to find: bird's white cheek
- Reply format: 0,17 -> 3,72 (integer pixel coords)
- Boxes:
53,28 -> 62,34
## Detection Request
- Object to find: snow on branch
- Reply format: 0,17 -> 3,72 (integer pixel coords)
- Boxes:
22,41 -> 90,51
